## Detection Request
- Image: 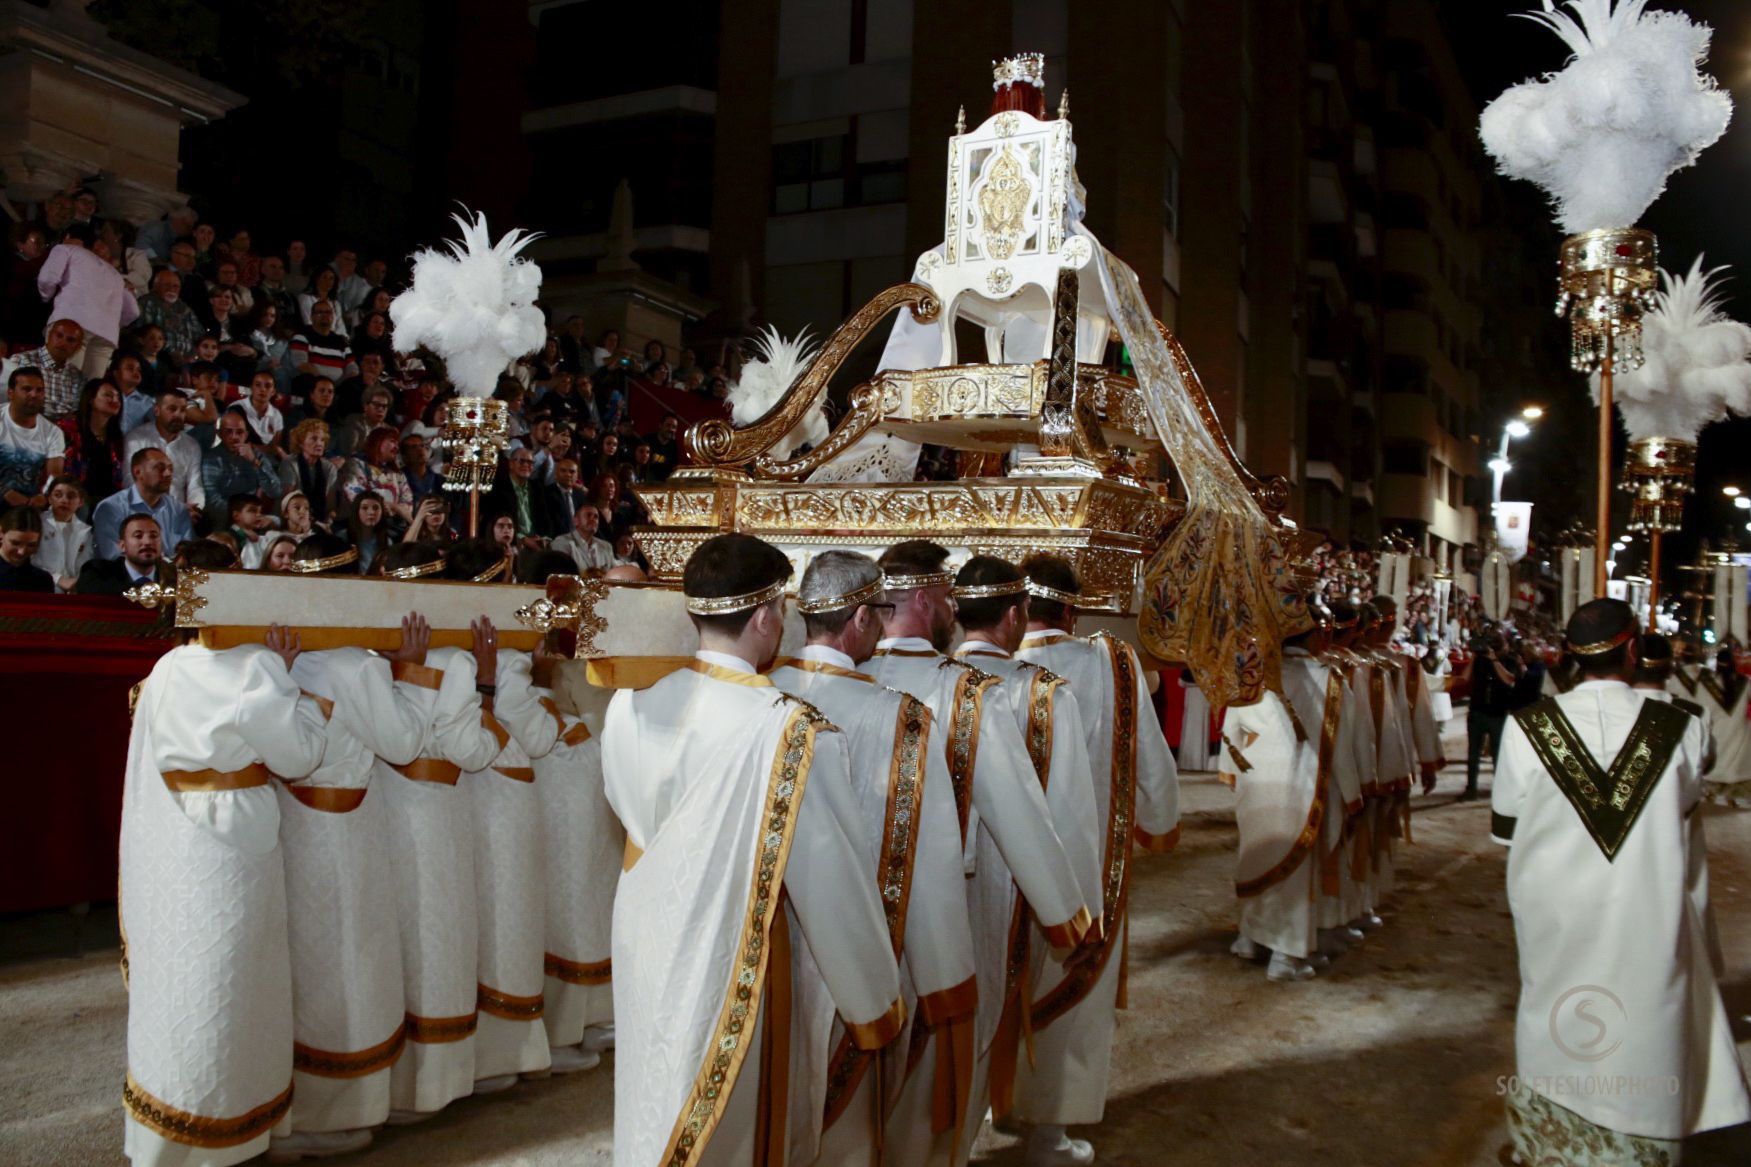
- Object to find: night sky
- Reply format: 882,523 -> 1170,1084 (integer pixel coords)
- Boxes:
1446,1 -> 1751,581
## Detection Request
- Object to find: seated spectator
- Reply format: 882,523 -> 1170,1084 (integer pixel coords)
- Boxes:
3,222 -> 50,350
0,367 -> 64,510
210,258 -> 254,317
13,318 -> 87,419
181,359 -> 223,437
297,266 -> 344,327
329,384 -> 391,458
0,505 -> 52,591
544,456 -> 588,529
225,493 -> 271,568
625,440 -> 654,485
339,425 -> 415,527
345,490 -> 390,574
488,511 -> 517,559
253,254 -> 298,325
36,222 -> 138,380
173,535 -> 239,573
219,229 -> 260,288
76,512 -> 170,594
645,413 -> 682,481
259,533 -> 299,571
208,287 -> 256,385
92,446 -> 191,559
188,223 -> 219,277
56,377 -> 126,509
584,472 -> 623,543
402,494 -> 454,548
135,206 -> 195,264
285,375 -> 339,431
612,462 -> 649,524
487,445 -> 560,548
549,503 -> 614,574
277,488 -> 321,540
201,411 -> 279,518
493,377 -> 531,441
290,299 -> 353,394
400,432 -> 442,501
246,300 -> 293,398
133,323 -> 171,396
396,373 -> 439,434
108,351 -> 156,435
124,386 -> 206,521
644,361 -> 673,389
283,239 -> 311,294
522,411 -> 556,481
350,311 -> 397,379
227,370 -> 284,452
401,395 -> 447,468
642,338 -> 667,368
34,476 -> 90,590
590,328 -> 623,370
335,351 -> 388,419
611,528 -> 648,572
277,418 -> 340,525
134,269 -> 202,364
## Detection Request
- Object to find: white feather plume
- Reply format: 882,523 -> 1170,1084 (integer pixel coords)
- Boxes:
728,326 -> 825,459
390,209 -> 547,397
1591,256 -> 1751,440
1478,0 -> 1731,234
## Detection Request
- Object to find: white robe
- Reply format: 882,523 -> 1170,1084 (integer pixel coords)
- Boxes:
535,680 -> 619,1050
1337,650 -> 1379,919
1220,691 -> 1320,959
1491,681 -> 1751,1140
863,637 -> 1093,1166
603,653 -> 904,1167
770,645 -> 975,1167
121,645 -> 328,1167
1696,670 -> 1751,785
280,648 -> 427,1133
378,647 -> 505,1115
467,651 -> 561,1080
1013,629 -> 1181,1125
1283,649 -> 1364,932
1178,678 -> 1214,770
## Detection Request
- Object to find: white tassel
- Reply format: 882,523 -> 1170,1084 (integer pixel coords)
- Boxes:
1479,0 -> 1731,234
727,326 -> 825,460
390,209 -> 547,397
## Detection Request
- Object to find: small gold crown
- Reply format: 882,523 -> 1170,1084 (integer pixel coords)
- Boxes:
993,52 -> 1045,91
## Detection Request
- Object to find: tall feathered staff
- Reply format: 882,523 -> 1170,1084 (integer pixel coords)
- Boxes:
391,209 -> 546,532
1477,0 -> 1732,593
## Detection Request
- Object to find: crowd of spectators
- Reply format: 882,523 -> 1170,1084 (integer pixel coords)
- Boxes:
0,190 -> 720,594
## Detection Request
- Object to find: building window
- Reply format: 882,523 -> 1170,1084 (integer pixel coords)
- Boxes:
1163,146 -> 1181,238
771,131 -> 907,215
1383,442 -> 1427,476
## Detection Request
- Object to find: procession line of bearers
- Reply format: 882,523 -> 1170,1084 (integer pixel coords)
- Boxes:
1223,594 -> 1442,983
117,533 -> 1181,1167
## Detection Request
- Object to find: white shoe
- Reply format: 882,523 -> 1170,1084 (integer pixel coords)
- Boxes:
267,1130 -> 372,1161
385,1109 -> 435,1126
1307,952 -> 1331,970
1340,926 -> 1366,943
1230,935 -> 1264,960
473,1073 -> 519,1095
1266,952 -> 1316,982
1025,1125 -> 1095,1166
549,1044 -> 602,1074
582,1023 -> 616,1053
1317,929 -> 1351,957
1356,913 -> 1384,931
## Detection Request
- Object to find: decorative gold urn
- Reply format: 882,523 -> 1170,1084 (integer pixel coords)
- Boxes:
439,396 -> 510,492
1556,227 -> 1659,372
1620,435 -> 1697,533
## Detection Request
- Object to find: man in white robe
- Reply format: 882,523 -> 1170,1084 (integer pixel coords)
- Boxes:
602,533 -> 905,1167
1357,602 -> 1414,912
379,611 -> 509,1122
1492,600 -> 1751,1164
1324,604 -> 1380,932
1011,554 -> 1180,1160
274,577 -> 434,1158
865,541 -> 1095,1167
769,550 -> 976,1167
1696,645 -> 1751,800
121,628 -> 329,1167
535,662 -> 619,1067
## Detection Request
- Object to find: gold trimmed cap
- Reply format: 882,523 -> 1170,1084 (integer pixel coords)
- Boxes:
287,547 -> 360,574
883,570 -> 955,591
1568,627 -> 1636,657
684,576 -> 787,616
952,579 -> 1028,600
796,577 -> 885,616
388,557 -> 447,581
1025,580 -> 1081,606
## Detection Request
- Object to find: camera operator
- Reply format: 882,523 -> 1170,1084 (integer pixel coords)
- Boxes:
1460,627 -> 1522,802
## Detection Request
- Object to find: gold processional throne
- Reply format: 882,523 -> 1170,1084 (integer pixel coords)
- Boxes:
636,55 -> 1299,686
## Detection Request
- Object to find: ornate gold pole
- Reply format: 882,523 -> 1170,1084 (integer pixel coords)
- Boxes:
1596,348 -> 1613,597
1648,528 -> 1662,622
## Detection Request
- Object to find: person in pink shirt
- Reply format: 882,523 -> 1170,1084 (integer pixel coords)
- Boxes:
35,222 -> 138,380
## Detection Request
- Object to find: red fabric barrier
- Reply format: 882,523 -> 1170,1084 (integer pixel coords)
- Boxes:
625,377 -> 725,438
0,593 -> 176,912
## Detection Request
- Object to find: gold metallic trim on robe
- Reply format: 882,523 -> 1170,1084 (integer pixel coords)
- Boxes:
845,998 -> 906,1051
298,690 -> 335,721
916,975 -> 977,1026
403,1011 -> 478,1044
943,660 -> 999,842
492,766 -> 535,783
390,660 -> 444,690
1037,906 -> 1093,950
1023,666 -> 1063,782
284,784 -> 369,813
1512,697 -> 1689,861
562,722 -> 593,747
1671,666 -> 1698,696
782,658 -> 876,683
392,757 -> 461,785
478,983 -> 544,1020
293,1025 -> 406,1079
685,659 -> 776,687
658,703 -> 824,1167
1235,684 -> 1335,900
1033,635 -> 1140,1026
161,763 -> 271,793
123,1073 -> 292,1149
1134,823 -> 1181,853
482,711 -> 510,750
544,953 -> 611,985
1699,669 -> 1745,715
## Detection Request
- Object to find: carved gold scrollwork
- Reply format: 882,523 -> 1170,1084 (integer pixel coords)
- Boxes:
752,379 -> 888,481
685,283 -> 941,469
1152,319 -> 1289,516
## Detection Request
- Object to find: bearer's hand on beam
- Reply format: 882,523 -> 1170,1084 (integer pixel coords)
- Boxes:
472,617 -> 499,685
265,623 -> 302,671
388,612 -> 430,667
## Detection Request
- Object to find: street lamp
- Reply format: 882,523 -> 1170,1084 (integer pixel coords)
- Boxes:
1492,410 -> 1541,513
1521,406 -> 1545,420
1725,485 -> 1742,498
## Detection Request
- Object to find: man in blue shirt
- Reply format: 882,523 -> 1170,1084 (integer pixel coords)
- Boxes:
92,447 -> 192,558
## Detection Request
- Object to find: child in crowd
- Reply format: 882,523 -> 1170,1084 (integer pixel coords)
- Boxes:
34,476 -> 90,591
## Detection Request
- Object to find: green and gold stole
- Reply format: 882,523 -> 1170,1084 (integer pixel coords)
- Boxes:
1510,697 -> 1689,861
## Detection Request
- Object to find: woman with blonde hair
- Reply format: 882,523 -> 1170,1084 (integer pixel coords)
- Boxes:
279,418 -> 340,524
